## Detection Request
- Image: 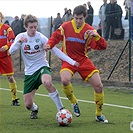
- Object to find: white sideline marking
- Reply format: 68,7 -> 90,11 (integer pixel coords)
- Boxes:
0,87 -> 133,110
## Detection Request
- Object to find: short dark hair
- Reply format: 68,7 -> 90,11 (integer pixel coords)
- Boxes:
73,5 -> 87,17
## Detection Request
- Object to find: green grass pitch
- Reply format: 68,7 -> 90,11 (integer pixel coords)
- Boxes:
0,76 -> 133,133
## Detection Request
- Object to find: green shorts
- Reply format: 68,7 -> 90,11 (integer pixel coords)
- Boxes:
23,66 -> 51,94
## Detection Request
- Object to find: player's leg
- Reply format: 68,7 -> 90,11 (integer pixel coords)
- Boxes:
7,75 -> 20,106
60,70 -> 80,117
88,72 -> 108,123
0,56 -> 19,106
42,73 -> 64,111
24,89 -> 38,119
23,74 -> 39,119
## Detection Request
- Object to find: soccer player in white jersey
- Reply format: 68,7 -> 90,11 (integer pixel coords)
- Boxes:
9,14 -> 79,119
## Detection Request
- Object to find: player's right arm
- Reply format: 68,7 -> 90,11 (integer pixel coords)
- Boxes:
0,26 -> 15,52
9,34 -> 24,55
42,29 -> 80,67
51,46 -> 80,67
46,27 -> 64,49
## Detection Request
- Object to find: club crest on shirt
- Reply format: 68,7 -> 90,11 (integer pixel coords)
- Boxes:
36,38 -> 40,43
3,30 -> 7,35
84,30 -> 89,40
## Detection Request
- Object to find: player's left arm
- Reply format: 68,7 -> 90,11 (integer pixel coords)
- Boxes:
86,30 -> 107,50
93,33 -> 107,50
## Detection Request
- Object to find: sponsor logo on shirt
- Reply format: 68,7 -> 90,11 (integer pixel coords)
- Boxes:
24,45 -> 30,50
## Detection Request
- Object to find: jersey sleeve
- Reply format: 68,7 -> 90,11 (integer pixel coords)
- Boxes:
51,46 -> 76,66
6,27 -> 15,49
85,29 -> 107,50
47,28 -> 63,48
9,34 -> 22,55
40,32 -> 48,44
89,37 -> 107,50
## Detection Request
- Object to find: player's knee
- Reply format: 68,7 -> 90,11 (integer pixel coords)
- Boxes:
7,75 -> 15,83
43,80 -> 52,88
94,83 -> 103,93
61,78 -> 69,86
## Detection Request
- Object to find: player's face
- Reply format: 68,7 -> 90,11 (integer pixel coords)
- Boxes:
25,22 -> 38,37
73,14 -> 85,28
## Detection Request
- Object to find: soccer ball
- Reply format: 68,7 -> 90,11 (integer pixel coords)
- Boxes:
56,109 -> 72,126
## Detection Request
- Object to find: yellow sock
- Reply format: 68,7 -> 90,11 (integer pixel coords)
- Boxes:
62,83 -> 77,104
94,91 -> 104,116
9,82 -> 17,101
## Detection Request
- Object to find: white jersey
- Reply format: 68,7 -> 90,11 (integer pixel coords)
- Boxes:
9,31 -> 76,75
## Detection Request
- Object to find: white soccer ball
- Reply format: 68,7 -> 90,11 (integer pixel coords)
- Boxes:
56,109 -> 72,126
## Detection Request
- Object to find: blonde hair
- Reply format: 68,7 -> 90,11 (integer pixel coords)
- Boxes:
0,12 -> 4,19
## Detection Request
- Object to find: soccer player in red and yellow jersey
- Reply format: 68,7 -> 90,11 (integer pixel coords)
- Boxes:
0,12 -> 20,106
44,5 -> 108,123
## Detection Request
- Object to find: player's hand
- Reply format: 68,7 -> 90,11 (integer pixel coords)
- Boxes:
0,46 -> 7,52
74,61 -> 80,67
19,36 -> 27,43
86,30 -> 98,38
43,44 -> 51,51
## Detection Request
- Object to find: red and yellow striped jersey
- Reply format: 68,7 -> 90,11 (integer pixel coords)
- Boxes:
0,23 -> 15,58
47,19 -> 107,62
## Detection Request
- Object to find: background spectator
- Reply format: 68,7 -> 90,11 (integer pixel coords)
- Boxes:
62,7 -> 68,22
104,0 -> 123,40
97,22 -> 102,36
124,0 -> 133,39
11,16 -> 21,36
85,1 -> 94,26
4,20 -> 10,26
83,3 -> 87,9
62,7 -> 68,18
20,14 -> 26,32
98,0 -> 107,39
52,13 -> 62,31
62,9 -> 73,22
